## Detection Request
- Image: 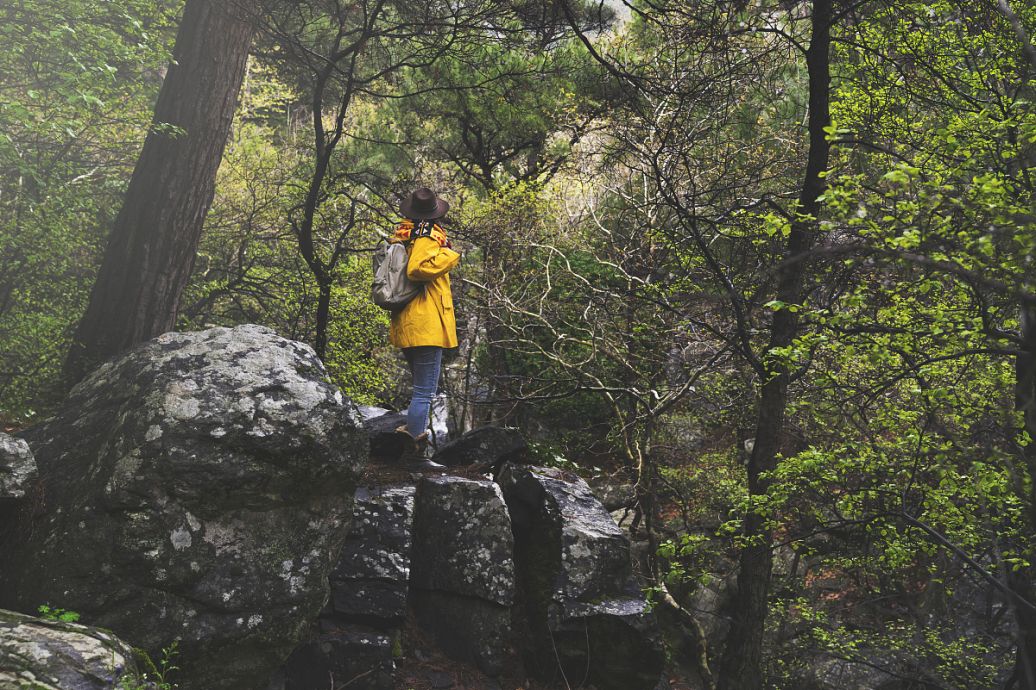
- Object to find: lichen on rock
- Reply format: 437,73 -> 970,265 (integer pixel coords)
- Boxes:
0,607 -> 140,690
409,475 -> 516,675
0,325 -> 367,690
0,432 -> 36,500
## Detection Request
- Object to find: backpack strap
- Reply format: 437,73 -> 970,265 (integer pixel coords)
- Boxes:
411,219 -> 435,239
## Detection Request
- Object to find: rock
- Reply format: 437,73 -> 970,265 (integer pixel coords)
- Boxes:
330,485 -> 416,626
683,568 -> 734,653
548,591 -> 665,690
500,465 -> 631,601
0,432 -> 36,500
431,426 -> 528,468
409,589 -> 515,677
359,397 -> 449,456
0,607 -> 142,689
498,465 -> 665,690
279,484 -> 414,689
428,393 -> 450,447
356,404 -> 392,422
280,622 -> 395,690
588,478 -> 635,512
411,476 -> 515,605
362,410 -> 409,459
0,325 -> 366,690
409,476 -> 516,675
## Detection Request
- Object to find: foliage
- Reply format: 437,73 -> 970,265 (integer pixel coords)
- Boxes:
36,604 -> 80,623
118,642 -> 179,690
0,0 -> 177,421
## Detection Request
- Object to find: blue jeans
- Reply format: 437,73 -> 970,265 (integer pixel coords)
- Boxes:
403,346 -> 443,438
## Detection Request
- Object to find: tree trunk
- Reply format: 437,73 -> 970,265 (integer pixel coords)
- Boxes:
315,277 -> 332,360
65,0 -> 254,382
717,2 -> 832,688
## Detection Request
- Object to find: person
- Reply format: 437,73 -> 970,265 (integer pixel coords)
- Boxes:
388,187 -> 461,463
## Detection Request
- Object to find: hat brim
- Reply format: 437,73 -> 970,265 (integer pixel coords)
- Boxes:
399,197 -> 449,220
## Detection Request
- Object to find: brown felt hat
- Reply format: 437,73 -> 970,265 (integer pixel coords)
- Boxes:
399,187 -> 449,220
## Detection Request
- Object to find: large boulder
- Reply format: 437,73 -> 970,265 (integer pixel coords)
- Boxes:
409,476 -> 517,675
0,607 -> 141,690
501,466 -> 631,601
0,325 -> 366,690
0,432 -> 36,500
359,408 -> 409,460
498,465 -> 665,690
431,426 -> 527,468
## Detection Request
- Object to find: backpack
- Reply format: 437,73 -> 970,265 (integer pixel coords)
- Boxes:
371,238 -> 423,311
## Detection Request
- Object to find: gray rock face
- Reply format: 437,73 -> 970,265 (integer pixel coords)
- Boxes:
685,567 -> 734,653
498,465 -> 665,690
410,476 -> 516,675
0,432 -> 36,500
280,623 -> 395,690
501,465 -> 631,601
0,608 -> 140,690
431,426 -> 527,468
0,325 -> 366,690
356,404 -> 392,422
411,476 -> 515,605
330,485 -> 416,626
362,410 -> 409,459
429,393 -> 450,446
279,485 -> 414,690
588,477 -> 635,512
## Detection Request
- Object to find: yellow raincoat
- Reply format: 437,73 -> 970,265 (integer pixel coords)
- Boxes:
388,222 -> 461,349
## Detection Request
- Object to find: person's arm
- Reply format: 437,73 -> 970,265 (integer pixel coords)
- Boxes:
407,236 -> 460,281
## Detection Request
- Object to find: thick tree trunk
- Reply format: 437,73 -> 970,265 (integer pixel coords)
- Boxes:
65,0 -> 254,382
716,2 -> 832,688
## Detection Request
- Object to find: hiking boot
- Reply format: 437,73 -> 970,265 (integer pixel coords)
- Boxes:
394,425 -> 430,463
406,458 -> 447,474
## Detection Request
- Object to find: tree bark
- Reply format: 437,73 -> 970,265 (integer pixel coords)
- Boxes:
315,277 -> 332,361
65,0 -> 255,382
716,2 -> 832,688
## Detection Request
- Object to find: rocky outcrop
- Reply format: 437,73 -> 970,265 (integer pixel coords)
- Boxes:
431,425 -> 527,468
279,485 -> 416,690
0,325 -> 366,690
499,465 -> 665,690
0,608 -> 141,690
0,432 -> 36,500
410,476 -> 517,676
330,485 -> 416,626
275,450 -> 660,688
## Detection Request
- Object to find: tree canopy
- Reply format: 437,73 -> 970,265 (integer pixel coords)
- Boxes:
2,0 -> 1036,687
